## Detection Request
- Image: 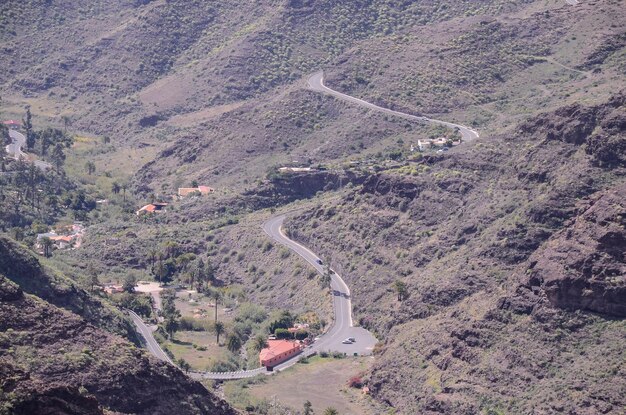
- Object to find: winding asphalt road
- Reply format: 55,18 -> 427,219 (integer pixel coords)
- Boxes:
128,310 -> 173,364
130,214 -> 378,380
5,129 -> 51,169
308,71 -> 480,142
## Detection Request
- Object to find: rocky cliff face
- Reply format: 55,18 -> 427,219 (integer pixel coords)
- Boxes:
520,92 -> 626,167
286,95 -> 626,414
242,169 -> 367,209
0,237 -> 137,342
0,240 -> 236,415
528,183 -> 626,316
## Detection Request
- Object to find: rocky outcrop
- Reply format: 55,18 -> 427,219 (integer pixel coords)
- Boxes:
528,184 -> 626,316
0,274 -> 236,415
0,237 -> 138,342
242,169 -> 367,209
520,92 -> 626,167
288,94 -> 626,414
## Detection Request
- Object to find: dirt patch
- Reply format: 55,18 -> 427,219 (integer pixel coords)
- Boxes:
166,102 -> 246,127
247,357 -> 380,415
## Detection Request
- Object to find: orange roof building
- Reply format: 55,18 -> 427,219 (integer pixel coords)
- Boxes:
136,202 -> 168,216
259,340 -> 303,368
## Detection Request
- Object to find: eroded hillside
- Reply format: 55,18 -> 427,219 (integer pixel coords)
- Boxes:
1,0 -> 623,192
284,94 -> 626,414
0,237 -> 236,415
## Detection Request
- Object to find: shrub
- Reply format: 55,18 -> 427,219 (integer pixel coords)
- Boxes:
348,376 -> 363,388
294,330 -> 308,340
274,328 -> 291,339
179,316 -> 211,331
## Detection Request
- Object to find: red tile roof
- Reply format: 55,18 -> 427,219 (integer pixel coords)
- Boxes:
259,340 -> 302,364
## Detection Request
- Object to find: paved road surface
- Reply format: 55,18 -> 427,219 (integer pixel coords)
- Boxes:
263,214 -> 378,359
307,71 -> 480,142
130,214 -> 378,380
6,129 -> 51,170
128,310 -> 173,364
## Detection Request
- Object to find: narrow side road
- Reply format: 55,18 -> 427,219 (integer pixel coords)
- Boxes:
307,71 -> 480,142
263,215 -> 377,360
130,214 -> 377,380
6,129 -> 52,170
128,310 -> 173,364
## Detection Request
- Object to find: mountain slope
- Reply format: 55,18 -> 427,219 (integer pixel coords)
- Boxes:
284,93 -> 626,414
0,237 -> 236,415
0,237 -> 136,341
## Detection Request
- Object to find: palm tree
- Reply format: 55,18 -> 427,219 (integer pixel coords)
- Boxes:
147,248 -> 158,274
227,334 -> 242,354
155,256 -> 166,284
121,182 -> 128,203
213,290 -> 221,323
214,321 -> 225,346
323,408 -> 338,415
252,335 -> 268,352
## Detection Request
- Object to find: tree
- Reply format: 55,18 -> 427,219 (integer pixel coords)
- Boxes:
147,248 -> 158,273
111,182 -> 121,194
195,257 -> 214,289
23,107 -> 34,150
41,236 -> 53,258
39,130 -> 51,157
191,180 -> 198,188
85,161 -> 96,175
123,274 -> 136,293
102,135 -> 111,144
323,408 -> 338,415
268,311 -> 294,334
252,335 -> 268,352
227,334 -> 242,354
154,256 -> 167,284
87,264 -> 99,293
320,262 -> 332,289
51,143 -> 66,171
213,290 -> 221,323
177,358 -> 191,374
214,321 -> 225,345
121,182 -> 128,203
161,288 -> 181,338
393,279 -> 408,301
164,315 -> 180,338
62,115 -> 71,133
303,401 -> 314,415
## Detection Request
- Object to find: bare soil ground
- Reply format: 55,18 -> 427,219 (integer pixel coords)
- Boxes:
247,356 -> 382,415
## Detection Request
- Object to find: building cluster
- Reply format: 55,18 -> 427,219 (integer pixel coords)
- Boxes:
135,186 -> 215,216
136,202 -> 168,216
35,223 -> 84,253
417,137 -> 455,151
